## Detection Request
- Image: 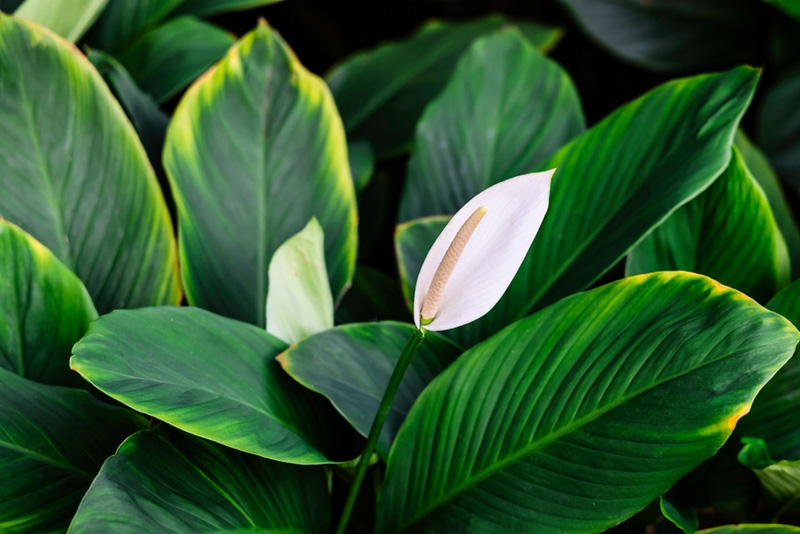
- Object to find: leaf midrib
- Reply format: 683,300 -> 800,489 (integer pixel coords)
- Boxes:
0,438 -> 92,478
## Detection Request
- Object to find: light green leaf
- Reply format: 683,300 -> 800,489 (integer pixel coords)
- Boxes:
0,368 -> 145,533
174,0 -> 283,17
626,147 -> 789,303
117,15 -> 234,103
399,29 -> 583,221
377,272 -> 799,533
164,20 -> 357,327
266,218 -> 333,344
71,306 -> 353,465
69,427 -> 330,533
0,15 -> 180,313
660,496 -> 698,534
14,0 -> 107,41
735,129 -> 800,278
0,221 -> 96,387
278,321 -> 460,457
327,16 -> 561,158
739,278 -> 800,460
396,67 -> 759,346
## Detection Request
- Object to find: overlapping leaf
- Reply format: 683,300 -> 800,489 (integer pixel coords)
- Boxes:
0,15 -> 180,313
327,16 -> 561,158
0,368 -> 144,533
164,21 -> 357,327
399,30 -> 581,221
627,147 -> 789,302
378,273 -> 799,533
71,306 -> 353,464
278,322 -> 460,457
13,0 -> 107,41
69,427 -> 330,533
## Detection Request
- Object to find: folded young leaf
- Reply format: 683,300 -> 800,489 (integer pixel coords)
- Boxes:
69,427 -> 330,534
378,272 -> 799,533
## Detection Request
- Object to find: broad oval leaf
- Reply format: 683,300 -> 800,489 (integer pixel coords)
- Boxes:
560,0 -> 760,71
396,67 -> 759,346
69,427 -> 330,533
739,278 -> 800,460
278,321 -> 461,457
13,0 -> 108,41
0,368 -> 145,533
0,220 -> 96,386
0,15 -> 180,313
71,306 -> 353,464
164,20 -> 357,327
327,16 -> 561,159
377,272 -> 799,533
627,147 -> 789,303
398,29 -> 583,221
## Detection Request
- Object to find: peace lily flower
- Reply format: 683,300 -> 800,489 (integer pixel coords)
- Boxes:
414,169 -> 554,331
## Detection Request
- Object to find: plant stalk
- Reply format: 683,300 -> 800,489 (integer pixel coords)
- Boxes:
334,327 -> 426,534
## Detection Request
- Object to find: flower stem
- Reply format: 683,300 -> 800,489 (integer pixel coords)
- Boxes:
334,327 -> 426,534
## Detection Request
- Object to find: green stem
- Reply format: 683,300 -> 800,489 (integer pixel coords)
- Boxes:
335,327 -> 426,534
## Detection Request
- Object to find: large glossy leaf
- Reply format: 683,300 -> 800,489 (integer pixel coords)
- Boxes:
71,306 -> 352,464
0,221 -> 96,387
399,29 -> 583,221
69,427 -> 330,533
327,16 -> 561,158
278,322 -> 461,457
758,65 -> 800,187
735,130 -> 800,278
164,21 -> 357,327
626,147 -> 789,303
377,273 -> 799,533
560,0 -> 760,71
395,67 -> 759,346
0,368 -> 145,533
14,0 -> 107,41
0,15 -> 180,313
118,15 -> 234,103
739,278 -> 800,460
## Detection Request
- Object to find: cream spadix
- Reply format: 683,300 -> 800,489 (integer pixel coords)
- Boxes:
413,170 -> 553,331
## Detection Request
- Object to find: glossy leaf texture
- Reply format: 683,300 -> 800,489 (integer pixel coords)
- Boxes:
739,278 -> 800,460
117,15 -> 234,103
266,218 -> 333,344
327,16 -> 561,158
626,147 -> 789,303
0,368 -> 145,533
758,64 -> 800,187
0,221 -> 96,387
13,0 -> 107,41
396,67 -> 759,346
560,0 -> 760,71
71,306 -> 353,465
164,21 -> 357,327
278,322 -> 461,457
399,29 -> 582,221
735,130 -> 800,278
69,427 -> 330,533
0,15 -> 180,313
377,272 -> 799,533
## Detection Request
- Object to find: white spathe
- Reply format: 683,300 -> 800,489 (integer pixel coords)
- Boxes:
413,170 -> 554,331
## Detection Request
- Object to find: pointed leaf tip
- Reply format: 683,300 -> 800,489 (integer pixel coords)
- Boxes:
414,170 -> 553,330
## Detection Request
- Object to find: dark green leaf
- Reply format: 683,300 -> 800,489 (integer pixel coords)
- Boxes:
349,140 -> 374,192
560,0 -> 760,71
71,306 -> 352,464
0,368 -> 145,533
626,147 -> 789,303
0,221 -> 96,387
660,496 -> 698,534
399,29 -> 583,221
327,16 -> 561,158
378,272 -> 798,533
0,15 -> 180,313
118,15 -> 234,103
278,322 -> 460,457
163,21 -> 357,327
335,266 -> 409,324
85,0 -> 183,53
174,0 -> 283,17
69,427 -> 330,533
